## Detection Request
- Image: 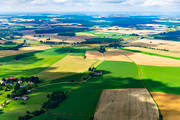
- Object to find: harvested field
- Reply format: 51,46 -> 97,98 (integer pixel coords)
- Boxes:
104,50 -> 132,62
38,56 -> 97,80
19,46 -> 51,51
85,50 -> 131,62
127,52 -> 180,67
125,39 -> 180,53
94,89 -> 159,120
23,35 -> 63,42
151,92 -> 180,120
0,50 -> 28,57
100,27 -> 166,35
124,47 -> 180,58
85,51 -> 104,60
86,49 -> 180,66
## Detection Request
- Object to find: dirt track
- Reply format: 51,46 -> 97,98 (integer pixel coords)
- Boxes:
151,92 -> 180,120
94,89 -> 159,120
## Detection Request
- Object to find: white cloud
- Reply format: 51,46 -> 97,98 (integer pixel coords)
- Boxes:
53,0 -> 68,3
0,0 -> 179,14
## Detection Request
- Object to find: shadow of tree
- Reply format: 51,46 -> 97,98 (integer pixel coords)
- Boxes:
28,68 -> 174,120
0,51 -> 44,64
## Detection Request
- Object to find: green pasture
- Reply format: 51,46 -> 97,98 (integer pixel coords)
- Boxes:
0,47 -> 91,79
139,65 -> 180,94
77,30 -> 137,39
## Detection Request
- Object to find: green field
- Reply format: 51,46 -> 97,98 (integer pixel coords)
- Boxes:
31,61 -> 144,120
1,46 -> 180,120
77,30 -> 137,39
0,47 -> 96,120
0,74 -> 82,120
0,47 -> 92,79
0,49 -> 65,79
139,65 -> 180,94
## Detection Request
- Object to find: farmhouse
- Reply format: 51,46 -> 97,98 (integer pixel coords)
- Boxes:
14,96 -> 29,101
93,71 -> 103,76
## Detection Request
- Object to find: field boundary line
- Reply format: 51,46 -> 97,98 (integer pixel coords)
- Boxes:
122,51 -> 161,119
35,80 -> 88,89
35,54 -> 68,77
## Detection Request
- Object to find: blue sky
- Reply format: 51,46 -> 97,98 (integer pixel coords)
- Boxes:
0,0 -> 180,14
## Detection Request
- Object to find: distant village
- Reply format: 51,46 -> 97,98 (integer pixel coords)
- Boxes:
0,76 -> 40,108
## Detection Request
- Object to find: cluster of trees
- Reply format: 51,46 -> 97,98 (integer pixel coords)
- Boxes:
88,67 -> 96,72
14,54 -> 28,60
8,84 -> 33,98
153,31 -> 180,41
81,38 -> 120,44
58,32 -> 76,36
34,34 -> 45,37
40,41 -> 68,45
98,46 -> 106,53
108,43 -> 121,48
18,91 -> 66,120
35,27 -> 88,34
18,109 -> 45,120
43,91 -> 66,109
141,46 -> 169,51
0,43 -> 24,50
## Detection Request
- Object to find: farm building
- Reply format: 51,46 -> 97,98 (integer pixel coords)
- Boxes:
93,71 -> 103,76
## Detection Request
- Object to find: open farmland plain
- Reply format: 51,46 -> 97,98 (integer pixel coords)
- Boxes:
138,65 -> 180,119
38,55 -> 97,81
31,61 -> 145,120
0,14 -> 180,120
0,47 -> 97,120
86,47 -> 180,120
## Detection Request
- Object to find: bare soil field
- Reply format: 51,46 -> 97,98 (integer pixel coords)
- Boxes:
23,35 -> 63,42
85,50 -> 132,62
86,50 -> 180,66
94,89 -> 159,120
124,47 -> 180,58
38,56 -> 97,81
0,50 -> 30,57
99,27 -> 166,35
151,92 -> 180,120
127,52 -> 180,67
19,46 -> 51,51
125,39 -> 180,53
85,51 -> 104,60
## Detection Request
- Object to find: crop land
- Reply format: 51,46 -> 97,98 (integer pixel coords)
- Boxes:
0,14 -> 180,120
38,55 -> 97,81
31,61 -> 144,120
94,89 -> 159,120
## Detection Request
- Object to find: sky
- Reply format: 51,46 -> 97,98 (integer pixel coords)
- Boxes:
0,0 -> 180,15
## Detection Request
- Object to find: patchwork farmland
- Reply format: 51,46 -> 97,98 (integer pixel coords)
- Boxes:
0,14 -> 180,120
